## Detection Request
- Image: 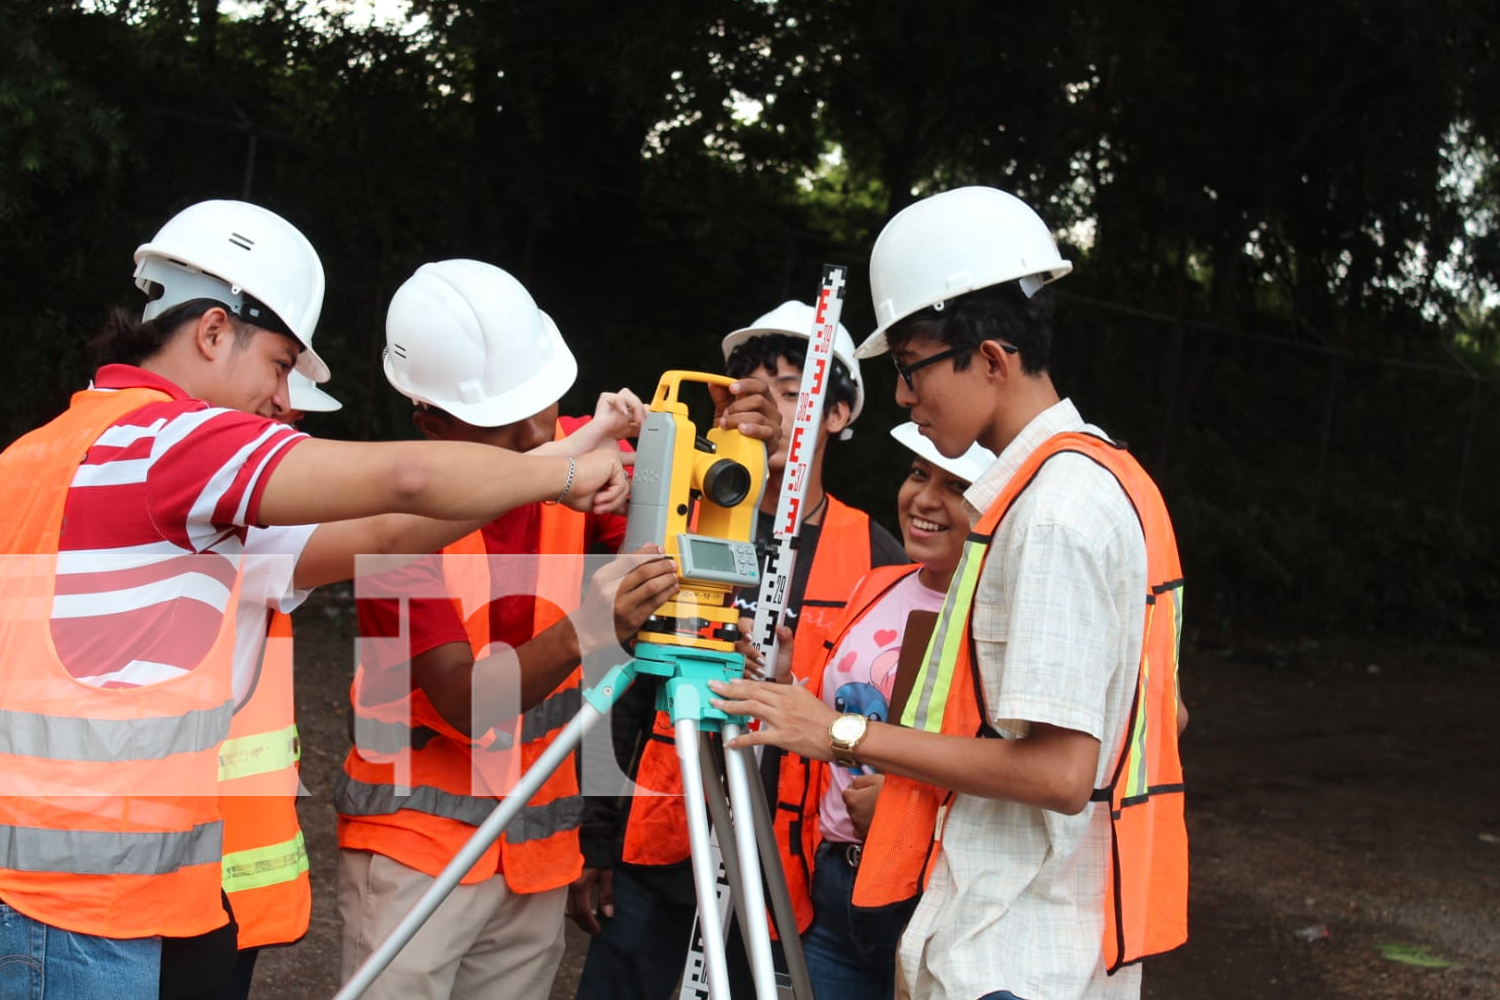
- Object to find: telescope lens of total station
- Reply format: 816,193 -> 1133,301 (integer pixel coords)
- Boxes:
701,459 -> 751,507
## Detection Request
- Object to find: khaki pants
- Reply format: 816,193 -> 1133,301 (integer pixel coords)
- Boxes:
338,848 -> 567,1000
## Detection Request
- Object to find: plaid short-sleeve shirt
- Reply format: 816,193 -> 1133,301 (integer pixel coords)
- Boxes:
898,398 -> 1147,1000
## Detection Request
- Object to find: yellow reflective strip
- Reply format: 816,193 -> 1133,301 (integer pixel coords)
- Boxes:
222,830 -> 309,894
1120,604 -> 1156,800
903,538 -> 986,733
218,724 -> 300,782
1124,664 -> 1150,798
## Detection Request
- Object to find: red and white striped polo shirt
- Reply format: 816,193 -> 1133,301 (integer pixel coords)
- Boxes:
52,365 -> 308,688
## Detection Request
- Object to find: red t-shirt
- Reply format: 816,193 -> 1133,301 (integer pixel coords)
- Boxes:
357,415 -> 629,667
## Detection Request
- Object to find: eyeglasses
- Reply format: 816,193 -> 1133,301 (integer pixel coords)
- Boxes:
892,342 -> 1016,391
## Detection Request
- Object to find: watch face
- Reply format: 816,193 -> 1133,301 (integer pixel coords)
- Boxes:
831,713 -> 865,743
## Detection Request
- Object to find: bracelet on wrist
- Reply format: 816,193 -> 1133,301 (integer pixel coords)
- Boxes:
548,456 -> 577,505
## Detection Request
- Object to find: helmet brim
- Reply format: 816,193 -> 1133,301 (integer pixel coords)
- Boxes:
854,329 -> 890,359
289,377 -> 342,412
295,343 -> 331,384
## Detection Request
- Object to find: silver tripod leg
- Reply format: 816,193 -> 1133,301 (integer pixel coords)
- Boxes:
720,722 -> 778,1000
676,716 -> 732,1000
331,702 -> 606,1000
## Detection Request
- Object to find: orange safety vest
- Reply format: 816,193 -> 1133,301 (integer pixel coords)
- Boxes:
772,563 -> 921,933
337,501 -> 589,892
851,432 -> 1188,972
220,611 -> 311,949
621,497 -> 876,868
0,386 -> 240,939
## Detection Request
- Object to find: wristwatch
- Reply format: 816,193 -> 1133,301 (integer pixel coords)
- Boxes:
828,713 -> 869,767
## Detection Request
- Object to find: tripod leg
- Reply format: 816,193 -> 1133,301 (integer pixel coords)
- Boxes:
743,755 -> 815,1000
676,718 -> 732,1000
332,655 -> 635,1000
721,723 -> 778,1000
698,733 -> 753,961
701,745 -> 814,1000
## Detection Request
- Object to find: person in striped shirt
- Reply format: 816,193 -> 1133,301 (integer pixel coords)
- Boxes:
0,199 -> 632,1000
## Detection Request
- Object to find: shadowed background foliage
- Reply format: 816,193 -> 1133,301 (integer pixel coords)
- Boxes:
5,0 -> 1499,639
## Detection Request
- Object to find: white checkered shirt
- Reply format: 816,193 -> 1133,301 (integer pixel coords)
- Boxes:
897,399 -> 1147,1000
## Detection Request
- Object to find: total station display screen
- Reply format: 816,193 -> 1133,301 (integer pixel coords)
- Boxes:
688,537 -> 737,572
676,533 -> 759,587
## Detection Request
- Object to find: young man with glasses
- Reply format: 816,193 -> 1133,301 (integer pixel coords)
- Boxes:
712,186 -> 1189,1000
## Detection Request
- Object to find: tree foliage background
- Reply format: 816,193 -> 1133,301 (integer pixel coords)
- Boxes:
4,0 -> 1499,640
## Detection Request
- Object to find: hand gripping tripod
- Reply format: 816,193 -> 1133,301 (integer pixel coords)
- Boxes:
333,371 -> 811,1000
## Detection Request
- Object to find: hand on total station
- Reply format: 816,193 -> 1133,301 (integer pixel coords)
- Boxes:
566,867 -> 615,935
578,544 -> 679,656
709,376 -> 782,452
737,619 -> 794,683
592,387 -> 647,442
708,677 -> 839,761
843,772 -> 884,841
563,449 -> 629,515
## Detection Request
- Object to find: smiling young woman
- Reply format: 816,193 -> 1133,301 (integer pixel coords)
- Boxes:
753,421 -> 995,1000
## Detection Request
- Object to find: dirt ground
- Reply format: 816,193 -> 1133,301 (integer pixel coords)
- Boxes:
249,588 -> 1500,999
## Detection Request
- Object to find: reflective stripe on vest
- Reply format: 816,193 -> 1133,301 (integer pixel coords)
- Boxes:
222,830 -> 309,894
522,686 -> 582,741
221,610 -> 312,948
0,703 -> 232,761
852,432 -> 1189,971
622,498 -> 879,868
0,821 -> 224,875
899,527 -> 988,734
0,386 -> 239,939
344,683 -> 577,759
337,774 -> 584,844
218,723 -> 300,781
339,443 -> 589,892
349,717 -> 452,756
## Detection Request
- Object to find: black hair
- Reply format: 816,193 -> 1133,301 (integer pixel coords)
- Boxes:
87,299 -> 254,368
884,283 -> 1055,376
723,333 -> 859,417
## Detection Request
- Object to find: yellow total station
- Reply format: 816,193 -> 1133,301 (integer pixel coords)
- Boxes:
622,371 -> 767,651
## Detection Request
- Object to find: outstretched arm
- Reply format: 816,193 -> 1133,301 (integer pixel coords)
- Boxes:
258,438 -> 626,526
292,514 -> 486,589
708,678 -> 1102,815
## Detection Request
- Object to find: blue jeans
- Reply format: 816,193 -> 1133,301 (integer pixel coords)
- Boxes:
0,901 -> 161,1000
799,841 -> 913,1000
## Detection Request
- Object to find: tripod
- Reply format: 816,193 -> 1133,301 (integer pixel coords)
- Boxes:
332,646 -> 800,1000
333,372 -> 813,1000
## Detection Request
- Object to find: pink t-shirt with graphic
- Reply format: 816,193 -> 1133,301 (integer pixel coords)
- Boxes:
817,571 -> 946,844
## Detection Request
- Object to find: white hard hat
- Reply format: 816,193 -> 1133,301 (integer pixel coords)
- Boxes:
383,259 -> 576,428
889,421 -> 996,484
856,186 -> 1072,359
287,370 -> 342,412
722,300 -> 865,438
133,200 -> 329,382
